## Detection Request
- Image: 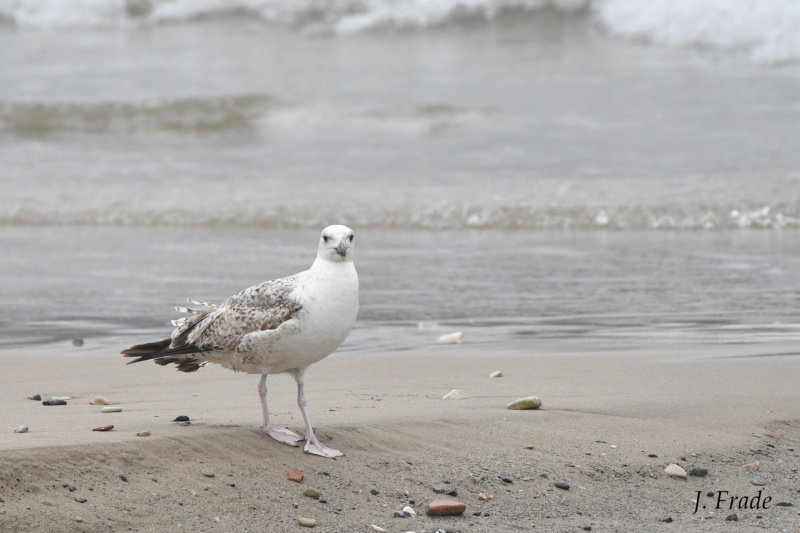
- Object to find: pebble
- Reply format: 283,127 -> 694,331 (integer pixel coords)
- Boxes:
303,488 -> 321,499
506,396 -> 542,410
393,511 -> 409,518
647,454 -> 658,458
27,394 -> 41,401
201,470 -> 215,478
370,489 -> 379,495
554,481 -> 570,490
437,331 -> 464,343
173,415 -> 190,422
92,425 -> 114,432
560,495 -> 569,506
500,476 -> 513,483
74,497 -> 87,503
433,487 -> 446,494
664,464 -> 687,479
427,499 -> 466,516
119,474 -> 128,482
477,493 -> 493,501
370,526 -> 387,532
689,467 -> 708,477
72,339 -> 84,347
13,426 -> 28,433
446,488 -> 458,497
101,406 -> 122,413
297,517 -> 316,528
743,461 -> 761,470
442,390 -> 467,400
725,513 -> 738,521
402,506 -> 416,516
489,371 -> 503,378
751,480 -> 768,486
775,502 -> 794,507
288,471 -> 304,483
50,396 -> 71,401
42,400 -> 67,406
136,431 -> 151,437
89,397 -> 109,405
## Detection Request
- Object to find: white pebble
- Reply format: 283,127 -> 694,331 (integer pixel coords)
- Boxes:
13,425 -> 29,433
489,370 -> 503,378
437,331 -> 464,343
506,396 -> 542,410
101,406 -> 123,413
50,396 -> 71,401
665,464 -> 687,479
402,505 -> 417,516
89,396 -> 109,405
443,389 -> 467,400
370,526 -> 386,533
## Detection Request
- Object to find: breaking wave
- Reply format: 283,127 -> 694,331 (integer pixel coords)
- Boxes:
0,0 -> 798,64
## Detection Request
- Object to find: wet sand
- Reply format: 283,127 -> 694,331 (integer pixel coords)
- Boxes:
1,345 -> 799,532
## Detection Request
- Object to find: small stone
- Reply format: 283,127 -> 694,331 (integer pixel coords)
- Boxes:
477,493 -> 493,501
402,505 -> 416,516
75,517 -> 83,523
303,488 -> 321,499
72,339 -> 84,347
506,396 -> 542,410
554,481 -> 570,490
42,400 -> 67,406
438,331 -> 463,343
664,464 -> 687,479
50,396 -> 71,401
775,502 -> 793,507
92,425 -> 114,431
489,371 -> 503,378
13,426 -> 28,433
473,511 -> 482,516
725,513 -> 738,521
173,415 -> 190,422
689,467 -> 708,477
297,517 -> 316,528
751,479 -> 768,486
370,489 -> 379,495
89,397 -> 108,405
74,497 -> 87,503
500,476 -> 513,484
647,454 -> 658,458
201,470 -> 215,478
27,394 -> 41,401
288,471 -> 304,483
433,487 -> 446,494
446,488 -> 458,497
371,526 -> 387,533
136,431 -> 151,437
394,511 -> 409,518
743,461 -> 761,470
583,527 -> 592,531
427,498 -> 467,516
660,517 -> 673,523
101,406 -> 122,413
560,495 -> 569,505
523,445 -> 534,450
443,389 -> 467,400
119,474 -> 128,482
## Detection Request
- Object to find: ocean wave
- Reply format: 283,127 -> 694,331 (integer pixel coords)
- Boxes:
0,95 -> 277,136
1,203 -> 797,231
1,0 -> 798,63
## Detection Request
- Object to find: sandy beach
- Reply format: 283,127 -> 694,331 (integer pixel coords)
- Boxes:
1,344 -> 798,532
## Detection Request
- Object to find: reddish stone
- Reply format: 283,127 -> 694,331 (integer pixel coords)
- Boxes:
288,470 -> 304,483
427,498 -> 466,516
92,425 -> 114,432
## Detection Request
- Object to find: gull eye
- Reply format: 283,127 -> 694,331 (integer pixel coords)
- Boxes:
348,234 -> 354,242
322,235 -> 329,243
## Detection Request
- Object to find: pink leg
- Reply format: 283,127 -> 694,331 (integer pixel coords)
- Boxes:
258,373 -> 303,447
294,368 -> 343,458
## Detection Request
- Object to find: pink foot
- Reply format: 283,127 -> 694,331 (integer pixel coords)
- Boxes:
304,440 -> 343,459
262,425 -> 303,447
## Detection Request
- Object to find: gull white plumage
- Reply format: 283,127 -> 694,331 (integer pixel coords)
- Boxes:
122,225 -> 358,458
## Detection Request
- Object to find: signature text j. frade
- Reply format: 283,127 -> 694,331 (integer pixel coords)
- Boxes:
694,490 -> 771,514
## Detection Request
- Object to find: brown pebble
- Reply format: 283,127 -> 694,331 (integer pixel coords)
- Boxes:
288,470 -> 304,483
427,498 -> 466,516
303,488 -> 320,499
136,431 -> 151,437
297,517 -> 316,527
89,396 -> 109,405
92,425 -> 114,432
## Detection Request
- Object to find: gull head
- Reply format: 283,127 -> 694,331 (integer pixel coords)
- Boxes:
317,225 -> 355,263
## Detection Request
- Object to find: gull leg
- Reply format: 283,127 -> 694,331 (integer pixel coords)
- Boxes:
258,373 -> 303,447
294,368 -> 343,458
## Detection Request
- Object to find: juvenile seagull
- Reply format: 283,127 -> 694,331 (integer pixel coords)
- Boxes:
122,225 -> 358,458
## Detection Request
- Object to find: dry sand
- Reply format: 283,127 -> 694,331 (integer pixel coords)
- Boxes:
1,344 -> 799,532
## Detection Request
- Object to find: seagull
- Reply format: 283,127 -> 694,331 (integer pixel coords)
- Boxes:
122,225 -> 358,458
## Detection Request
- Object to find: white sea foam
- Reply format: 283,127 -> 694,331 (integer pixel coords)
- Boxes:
1,0 -> 798,63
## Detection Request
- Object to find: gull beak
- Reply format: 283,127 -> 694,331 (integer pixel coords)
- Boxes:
336,241 -> 348,258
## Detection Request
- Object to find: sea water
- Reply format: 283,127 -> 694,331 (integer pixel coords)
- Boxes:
1,1 -> 799,354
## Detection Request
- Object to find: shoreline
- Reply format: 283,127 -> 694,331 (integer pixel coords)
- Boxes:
1,348 -> 799,531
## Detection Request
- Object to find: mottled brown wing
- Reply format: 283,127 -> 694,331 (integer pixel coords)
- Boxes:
189,299 -> 302,350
